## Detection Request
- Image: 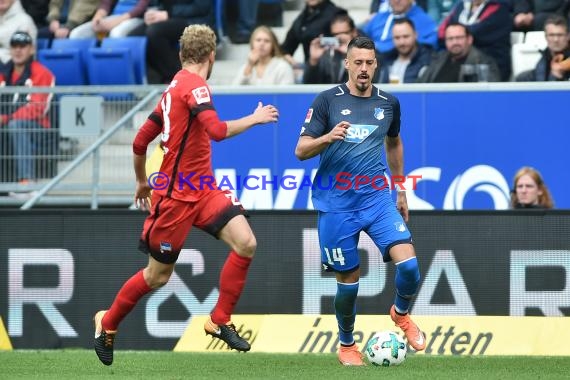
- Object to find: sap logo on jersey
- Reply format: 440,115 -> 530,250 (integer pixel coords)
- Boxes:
345,124 -> 378,143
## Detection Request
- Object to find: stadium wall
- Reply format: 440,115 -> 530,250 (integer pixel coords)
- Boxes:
1,209 -> 569,350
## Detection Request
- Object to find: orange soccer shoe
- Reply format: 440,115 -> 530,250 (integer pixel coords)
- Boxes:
338,344 -> 366,366
390,305 -> 426,351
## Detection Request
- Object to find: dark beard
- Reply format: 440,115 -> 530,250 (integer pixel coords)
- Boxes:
356,82 -> 369,92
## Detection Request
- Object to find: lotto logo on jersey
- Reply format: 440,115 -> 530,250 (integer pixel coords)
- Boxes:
192,86 -> 211,104
304,108 -> 313,123
344,124 -> 379,144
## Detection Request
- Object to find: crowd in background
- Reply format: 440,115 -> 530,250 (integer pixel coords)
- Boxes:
0,0 -> 568,84
228,0 -> 570,84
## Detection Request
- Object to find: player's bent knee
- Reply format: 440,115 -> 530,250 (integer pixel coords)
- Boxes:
234,233 -> 257,258
144,261 -> 175,289
145,272 -> 171,289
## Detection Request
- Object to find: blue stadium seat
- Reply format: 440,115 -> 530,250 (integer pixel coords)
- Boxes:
37,49 -> 87,85
51,38 -> 98,64
36,38 -> 50,51
86,47 -> 136,85
86,47 -> 136,99
100,37 -> 147,84
39,39 -> 98,85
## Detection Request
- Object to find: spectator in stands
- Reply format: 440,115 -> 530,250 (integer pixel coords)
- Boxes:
70,0 -> 150,39
516,14 -> 570,81
361,0 -> 437,54
280,0 -> 347,68
0,31 -> 55,185
438,0 -> 512,81
0,0 -> 37,65
21,0 -> 49,30
378,17 -> 433,83
369,0 -> 392,15
128,0 -> 215,84
234,25 -> 295,85
39,0 -> 99,40
368,0 -> 454,24
510,166 -> 554,209
231,0 -> 260,44
303,14 -> 383,84
418,22 -> 500,82
426,0 -> 458,24
513,0 -> 569,32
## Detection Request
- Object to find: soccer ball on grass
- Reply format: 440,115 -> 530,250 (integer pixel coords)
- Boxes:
365,331 -> 407,366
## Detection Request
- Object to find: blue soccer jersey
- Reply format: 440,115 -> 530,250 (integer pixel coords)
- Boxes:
301,83 -> 401,212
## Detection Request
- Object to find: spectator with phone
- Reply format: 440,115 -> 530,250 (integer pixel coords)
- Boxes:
304,14 -> 382,84
280,0 -> 347,69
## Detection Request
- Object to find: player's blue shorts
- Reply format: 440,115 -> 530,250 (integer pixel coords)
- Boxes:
317,196 -> 412,273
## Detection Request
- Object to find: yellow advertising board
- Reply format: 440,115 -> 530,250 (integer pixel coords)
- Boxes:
0,316 -> 13,350
174,315 -> 570,356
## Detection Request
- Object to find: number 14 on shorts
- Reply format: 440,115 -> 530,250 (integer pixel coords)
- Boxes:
324,247 -> 346,266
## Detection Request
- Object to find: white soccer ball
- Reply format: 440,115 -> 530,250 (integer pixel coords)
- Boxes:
365,331 -> 407,366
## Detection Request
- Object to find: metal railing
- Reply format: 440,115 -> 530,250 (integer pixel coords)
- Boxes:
0,85 -> 162,209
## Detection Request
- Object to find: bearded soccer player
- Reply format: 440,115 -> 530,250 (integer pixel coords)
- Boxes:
93,24 -> 279,366
295,36 -> 425,366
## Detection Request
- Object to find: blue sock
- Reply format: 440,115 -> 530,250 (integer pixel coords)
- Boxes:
335,282 -> 359,345
394,257 -> 420,314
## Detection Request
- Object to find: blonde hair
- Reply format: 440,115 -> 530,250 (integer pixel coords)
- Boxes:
249,26 -> 283,57
179,25 -> 217,65
510,166 -> 554,209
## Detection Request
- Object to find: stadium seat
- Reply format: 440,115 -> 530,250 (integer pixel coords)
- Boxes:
510,32 -> 524,45
524,31 -> 547,50
51,38 -> 98,63
39,39 -> 98,85
100,37 -> 147,84
86,47 -> 136,99
38,48 -> 87,85
511,43 -> 542,78
86,47 -> 136,84
36,38 -> 50,51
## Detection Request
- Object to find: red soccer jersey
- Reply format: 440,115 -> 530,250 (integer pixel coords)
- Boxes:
135,70 -> 228,202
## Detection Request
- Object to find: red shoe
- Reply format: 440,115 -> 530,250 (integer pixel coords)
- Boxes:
390,305 -> 426,351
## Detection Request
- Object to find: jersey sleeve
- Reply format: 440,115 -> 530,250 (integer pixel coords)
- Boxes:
300,92 -> 329,138
183,83 -> 228,142
387,95 -> 401,137
132,106 -> 162,155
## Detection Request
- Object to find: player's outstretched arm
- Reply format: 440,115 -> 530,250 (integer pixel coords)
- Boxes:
295,121 -> 349,160
225,101 -> 279,138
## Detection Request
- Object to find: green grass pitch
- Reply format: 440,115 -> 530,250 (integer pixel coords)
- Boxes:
1,351 -> 569,380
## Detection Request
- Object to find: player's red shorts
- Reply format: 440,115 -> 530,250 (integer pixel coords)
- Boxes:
138,189 -> 247,264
